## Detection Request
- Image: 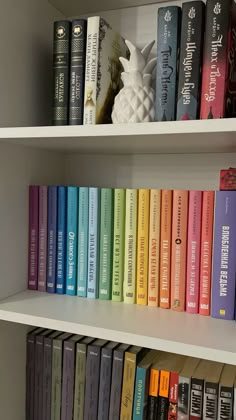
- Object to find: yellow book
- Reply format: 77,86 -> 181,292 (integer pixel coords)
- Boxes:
136,189 -> 150,305
148,190 -> 161,307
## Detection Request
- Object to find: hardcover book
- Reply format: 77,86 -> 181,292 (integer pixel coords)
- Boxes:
218,364 -> 236,420
176,1 -> 205,120
123,189 -> 137,304
38,186 -> 47,291
52,20 -> 71,125
136,189 -> 150,305
189,359 -> 207,420
220,167 -> 236,191
178,358 -> 200,420
159,190 -> 172,309
109,343 -> 130,420
112,189 -> 125,302
83,17 -> 128,124
148,190 -> 161,307
226,2 -> 236,117
87,187 -> 100,298
66,187 -> 78,295
202,361 -> 224,420
56,186 -> 67,294
156,6 -> 181,121
47,186 -> 57,293
28,186 -> 39,290
77,187 -> 89,297
69,20 -> 87,125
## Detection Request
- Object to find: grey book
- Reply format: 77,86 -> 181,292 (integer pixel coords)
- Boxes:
202,361 -> 224,420
109,343 -> 130,420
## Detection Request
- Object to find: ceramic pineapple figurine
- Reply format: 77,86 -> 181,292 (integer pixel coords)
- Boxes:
112,40 -> 156,123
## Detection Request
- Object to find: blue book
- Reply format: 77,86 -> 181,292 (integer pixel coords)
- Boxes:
87,188 -> 100,299
47,186 -> 57,293
77,187 -> 89,297
56,187 -> 67,294
66,187 -> 78,295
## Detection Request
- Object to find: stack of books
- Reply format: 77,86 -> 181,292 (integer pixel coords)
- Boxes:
28,185 -> 236,321
27,328 -> 236,420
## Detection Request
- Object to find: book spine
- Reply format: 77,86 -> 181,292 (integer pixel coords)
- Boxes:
226,1 -> 236,117
61,341 -> 76,420
66,187 -> 78,295
26,335 -> 35,420
83,17 -> 100,125
84,345 -> 102,419
112,189 -> 125,302
157,370 -> 170,420
42,337 -> 53,420
47,186 -> 57,293
156,6 -> 181,121
51,339 -> 63,420
200,0 -> 231,119
148,189 -> 161,307
190,378 -> 204,420
148,368 -> 160,420
52,20 -> 71,125
211,191 -> 236,320
98,347 -> 113,420
203,382 -> 219,420
34,336 -> 44,420
99,188 -> 114,300
136,189 -> 150,305
168,372 -> 178,420
199,191 -> 214,316
218,384 -> 234,420
69,20 -> 87,125
56,186 -> 67,294
38,186 -> 47,291
124,189 -> 137,304
178,376 -> 191,420
171,190 -> 189,311
120,352 -> 136,419
176,1 -> 205,120
87,188 -> 100,298
28,186 -> 39,290
186,191 -> 202,314
73,343 -> 87,420
133,366 -> 150,420
159,190 -> 172,308
77,187 -> 89,297
109,349 -> 125,420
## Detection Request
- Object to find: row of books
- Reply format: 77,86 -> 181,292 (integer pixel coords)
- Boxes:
27,327 -> 236,420
28,185 -> 236,321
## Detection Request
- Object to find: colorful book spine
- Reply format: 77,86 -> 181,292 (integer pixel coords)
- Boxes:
56,186 -> 67,294
199,191 -> 214,316
148,189 -> 161,307
211,191 -> 236,320
47,186 -> 57,293
148,367 -> 160,420
123,189 -> 137,304
157,369 -> 170,419
87,187 -> 100,298
112,189 -> 125,302
156,6 -> 181,121
226,2 -> 236,117
200,0 -> 232,119
66,187 -> 78,295
176,1 -> 205,120
98,343 -> 118,420
99,188 -> 113,300
171,190 -> 188,311
133,356 -> 154,420
186,191 -> 202,314
38,186 -> 47,291
77,187 -> 89,297
69,20 -> 87,125
159,190 -> 172,309
190,377 -> 204,420
52,20 -> 71,125
28,186 -> 39,290
109,343 -> 130,420
136,189 -> 150,305
168,371 -> 179,420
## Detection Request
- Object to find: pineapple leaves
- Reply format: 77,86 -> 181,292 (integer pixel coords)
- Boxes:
143,57 -> 157,75
141,40 -> 155,61
125,40 -> 146,72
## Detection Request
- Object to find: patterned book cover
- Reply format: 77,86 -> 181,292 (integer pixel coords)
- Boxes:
112,189 -> 125,302
38,186 -> 47,291
218,364 -> 236,420
226,1 -> 236,117
66,187 -> 78,295
199,191 -> 214,316
176,1 -> 205,120
171,190 -> 189,311
77,187 -> 89,297
136,189 -> 150,305
87,187 -> 100,298
99,188 -> 114,300
156,6 -> 181,121
47,186 -> 57,293
186,191 -> 202,314
56,186 -> 67,294
109,343 -> 130,420
148,190 -> 161,307
28,186 -> 39,290
83,17 -> 128,124
123,189 -> 137,304
178,358 -> 200,420
220,168 -> 236,190
159,190 -> 172,309
211,191 -> 236,320
69,20 -> 87,125
52,20 -> 71,125
202,362 -> 224,420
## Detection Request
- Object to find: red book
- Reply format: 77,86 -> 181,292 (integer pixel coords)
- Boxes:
220,168 -> 236,191
28,186 -> 39,290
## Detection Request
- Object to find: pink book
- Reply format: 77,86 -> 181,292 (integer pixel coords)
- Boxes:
28,186 -> 39,290
38,186 -> 47,291
186,191 -> 202,314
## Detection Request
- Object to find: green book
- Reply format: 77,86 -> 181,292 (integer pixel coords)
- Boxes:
112,189 -> 125,302
99,188 -> 114,300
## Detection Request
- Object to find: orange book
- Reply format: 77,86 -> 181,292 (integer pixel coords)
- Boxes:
171,190 -> 189,312
148,190 -> 161,307
136,189 -> 150,305
159,190 -> 172,309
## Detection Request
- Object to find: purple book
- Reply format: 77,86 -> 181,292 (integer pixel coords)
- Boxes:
28,186 -> 39,290
38,186 -> 47,292
211,191 -> 236,320
47,186 -> 58,293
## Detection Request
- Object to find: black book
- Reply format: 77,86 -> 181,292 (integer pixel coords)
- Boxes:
52,20 -> 71,125
109,343 -> 130,420
69,19 -> 87,125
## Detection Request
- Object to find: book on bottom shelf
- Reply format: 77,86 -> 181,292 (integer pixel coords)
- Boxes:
178,357 -> 200,420
202,361 -> 224,420
109,343 -> 130,420
218,364 -> 236,420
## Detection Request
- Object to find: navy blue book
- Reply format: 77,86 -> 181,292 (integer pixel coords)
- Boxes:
56,186 -> 67,294
47,186 -> 57,293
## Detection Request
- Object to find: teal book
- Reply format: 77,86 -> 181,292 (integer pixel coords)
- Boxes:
99,188 -> 114,300
77,187 -> 89,297
66,187 -> 78,295
87,187 -> 100,299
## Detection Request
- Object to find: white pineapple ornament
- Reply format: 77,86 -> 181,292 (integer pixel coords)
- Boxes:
112,40 -> 156,123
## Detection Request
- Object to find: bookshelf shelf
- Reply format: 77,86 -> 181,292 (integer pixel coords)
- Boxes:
1,290 -> 236,364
